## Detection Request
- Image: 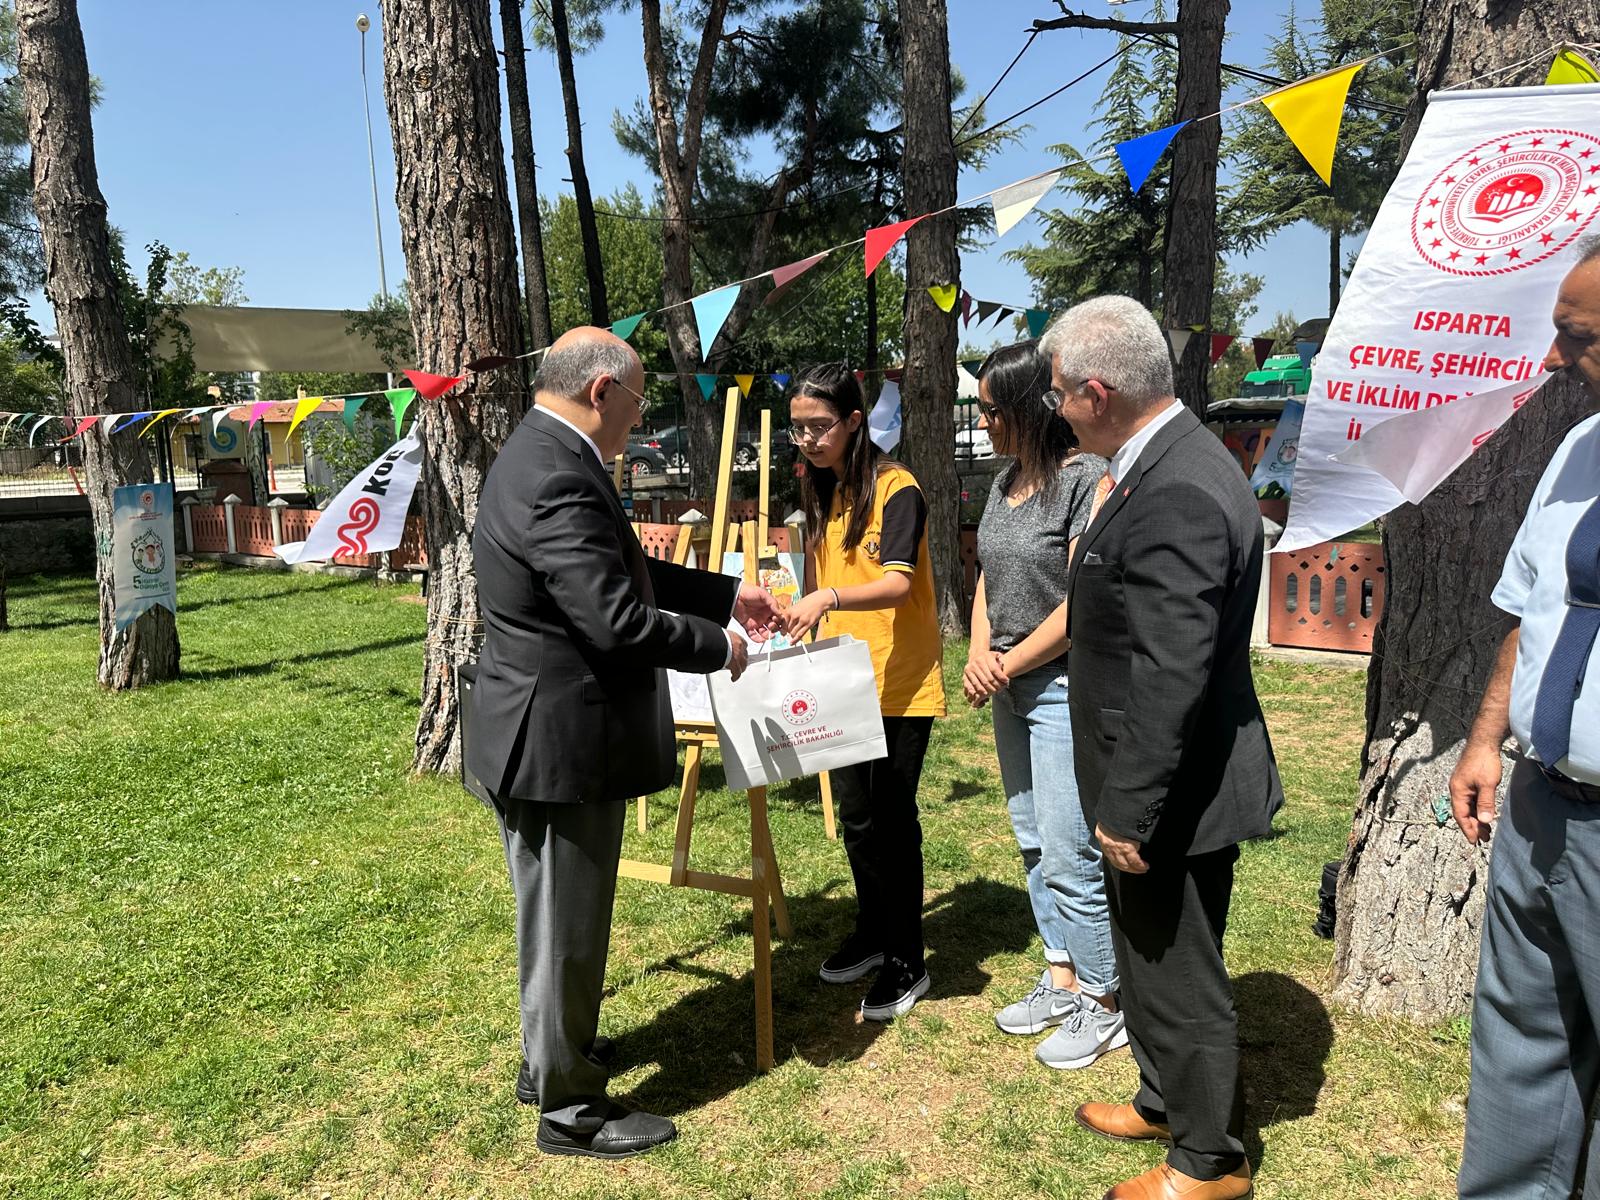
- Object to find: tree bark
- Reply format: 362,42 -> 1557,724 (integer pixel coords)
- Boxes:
1328,223 -> 1341,318
17,0 -> 179,688
1332,0 -> 1600,1019
1161,0 -> 1228,416
899,0 -> 964,634
638,0 -> 804,496
550,0 -> 607,327
499,0 -> 554,349
382,0 -> 529,774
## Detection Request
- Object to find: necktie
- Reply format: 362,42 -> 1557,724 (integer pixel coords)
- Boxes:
1088,470 -> 1116,523
1530,497 -> 1600,771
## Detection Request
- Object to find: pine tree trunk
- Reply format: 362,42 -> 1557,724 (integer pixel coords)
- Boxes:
17,0 -> 179,688
499,0 -> 554,349
899,0 -> 964,634
1332,0 -> 1600,1019
382,0 -> 529,774
1163,0 -> 1228,416
550,0 -> 608,327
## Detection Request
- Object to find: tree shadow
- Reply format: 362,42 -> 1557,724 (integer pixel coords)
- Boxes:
1236,970 -> 1335,1164
609,876 -> 1035,1118
3,572 -> 382,632
179,633 -> 419,683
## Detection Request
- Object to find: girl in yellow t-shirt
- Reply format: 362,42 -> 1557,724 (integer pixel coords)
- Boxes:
779,363 -> 945,1023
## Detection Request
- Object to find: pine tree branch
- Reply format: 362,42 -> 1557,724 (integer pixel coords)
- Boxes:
1032,7 -> 1180,36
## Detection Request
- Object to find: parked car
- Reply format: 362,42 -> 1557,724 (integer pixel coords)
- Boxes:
622,439 -> 668,478
633,424 -> 761,470
955,416 -> 994,460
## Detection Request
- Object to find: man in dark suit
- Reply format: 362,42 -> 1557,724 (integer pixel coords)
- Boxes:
469,327 -> 777,1159
1044,296 -> 1283,1200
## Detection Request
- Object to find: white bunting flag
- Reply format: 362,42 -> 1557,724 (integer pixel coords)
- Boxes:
990,171 -> 1061,238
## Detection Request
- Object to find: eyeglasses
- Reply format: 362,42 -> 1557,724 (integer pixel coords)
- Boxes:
788,416 -> 845,443
607,377 -> 651,416
977,401 -> 1000,419
1041,378 -> 1115,410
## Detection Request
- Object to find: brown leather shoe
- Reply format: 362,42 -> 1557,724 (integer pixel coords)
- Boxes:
1102,1162 -> 1253,1199
1074,1102 -> 1172,1143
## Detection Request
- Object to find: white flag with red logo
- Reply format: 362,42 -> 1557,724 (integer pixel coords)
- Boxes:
275,427 -> 423,564
1278,83 -> 1600,552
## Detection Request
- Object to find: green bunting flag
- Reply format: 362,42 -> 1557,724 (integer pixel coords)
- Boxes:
611,312 -> 646,341
387,388 -> 417,436
1025,308 -> 1050,338
343,396 -> 364,433
695,373 -> 718,402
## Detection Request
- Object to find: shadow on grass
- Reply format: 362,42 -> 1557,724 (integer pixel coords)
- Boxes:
613,876 -> 1034,1118
179,633 -> 420,683
4,570 -> 377,632
1236,970 -> 1334,1162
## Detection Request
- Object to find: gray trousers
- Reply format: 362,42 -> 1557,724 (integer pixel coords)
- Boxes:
1460,758 -> 1600,1199
493,795 -> 627,1135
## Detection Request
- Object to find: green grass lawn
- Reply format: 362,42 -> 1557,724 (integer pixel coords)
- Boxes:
0,565 -> 1469,1199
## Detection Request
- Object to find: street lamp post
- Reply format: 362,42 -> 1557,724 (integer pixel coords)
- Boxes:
356,14 -> 389,306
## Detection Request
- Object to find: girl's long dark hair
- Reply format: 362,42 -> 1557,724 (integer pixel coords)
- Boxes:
978,338 -> 1077,504
789,363 -> 884,552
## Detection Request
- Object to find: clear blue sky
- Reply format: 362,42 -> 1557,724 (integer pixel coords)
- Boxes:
41,0 -> 1344,347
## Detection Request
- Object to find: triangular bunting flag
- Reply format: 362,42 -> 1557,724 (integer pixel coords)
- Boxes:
64,415 -> 98,441
404,369 -> 464,400
1260,64 -> 1363,185
960,289 -> 974,326
770,252 -> 827,291
883,368 -> 904,384
996,307 -> 1016,324
27,414 -> 55,446
1296,340 -> 1318,369
990,170 -> 1061,237
1025,308 -> 1051,338
100,414 -> 119,434
976,299 -> 1002,325
185,405 -> 213,418
611,312 -> 646,341
111,411 -> 153,435
387,388 -> 418,436
960,358 -> 985,377
343,396 -> 364,433
140,408 -> 184,436
854,370 -> 867,384
695,373 -> 718,402
771,373 -> 791,389
864,216 -> 924,277
734,374 -> 755,398
1114,121 -> 1189,193
1252,337 -> 1275,369
690,285 -> 740,357
286,397 -> 324,441
1209,334 -> 1237,365
928,284 -> 958,312
248,400 -> 273,429
1166,330 -> 1194,362
465,354 -> 515,373
1547,47 -> 1600,85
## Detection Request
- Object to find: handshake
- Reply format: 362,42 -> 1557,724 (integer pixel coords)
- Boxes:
723,583 -> 837,681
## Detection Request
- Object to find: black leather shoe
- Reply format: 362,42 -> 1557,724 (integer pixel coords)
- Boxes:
515,1036 -> 615,1106
535,1105 -> 676,1159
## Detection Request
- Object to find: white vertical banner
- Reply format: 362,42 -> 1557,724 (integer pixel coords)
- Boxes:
1278,83 -> 1600,552
275,428 -> 423,564
112,483 -> 177,630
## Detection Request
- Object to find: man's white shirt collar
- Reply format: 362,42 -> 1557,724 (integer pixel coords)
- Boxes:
1108,399 -> 1182,484
537,404 -> 606,468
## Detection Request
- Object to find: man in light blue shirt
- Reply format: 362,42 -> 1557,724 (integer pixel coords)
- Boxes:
1451,236 -> 1600,1199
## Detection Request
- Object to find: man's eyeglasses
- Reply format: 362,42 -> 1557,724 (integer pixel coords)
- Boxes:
607,377 -> 651,416
788,416 -> 845,443
1041,378 -> 1115,410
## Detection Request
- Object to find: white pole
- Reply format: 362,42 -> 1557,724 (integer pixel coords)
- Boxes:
357,14 -> 395,390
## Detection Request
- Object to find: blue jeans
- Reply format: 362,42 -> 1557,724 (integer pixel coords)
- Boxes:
991,665 -> 1118,995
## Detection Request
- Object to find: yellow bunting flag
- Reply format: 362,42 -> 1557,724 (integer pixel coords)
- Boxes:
1547,47 -> 1600,86
1260,62 -> 1364,185
139,408 -> 183,435
927,284 -> 958,312
734,374 -> 755,398
287,396 -> 323,440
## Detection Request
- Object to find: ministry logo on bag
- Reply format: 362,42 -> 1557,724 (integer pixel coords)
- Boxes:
1411,130 -> 1600,276
782,690 -> 819,726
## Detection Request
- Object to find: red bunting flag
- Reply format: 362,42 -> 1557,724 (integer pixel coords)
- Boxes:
770,251 -> 828,291
404,369 -> 465,400
1252,337 -> 1275,369
864,216 -> 925,277
960,289 -> 974,326
63,415 -> 98,441
1209,334 -> 1237,364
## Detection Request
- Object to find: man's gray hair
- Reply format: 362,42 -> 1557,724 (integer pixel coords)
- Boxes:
1577,233 -> 1600,266
533,338 -> 638,400
1039,295 -> 1174,407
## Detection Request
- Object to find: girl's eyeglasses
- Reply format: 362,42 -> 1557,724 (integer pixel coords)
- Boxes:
788,416 -> 845,443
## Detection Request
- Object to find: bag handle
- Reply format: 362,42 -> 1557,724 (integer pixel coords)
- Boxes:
760,634 -> 811,673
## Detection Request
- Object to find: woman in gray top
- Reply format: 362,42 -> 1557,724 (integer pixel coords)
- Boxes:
963,339 -> 1124,1072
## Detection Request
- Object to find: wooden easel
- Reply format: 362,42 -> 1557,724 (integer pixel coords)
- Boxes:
616,386 -> 792,1071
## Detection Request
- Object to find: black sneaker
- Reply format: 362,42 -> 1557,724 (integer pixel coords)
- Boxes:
818,933 -> 884,984
860,960 -> 930,1021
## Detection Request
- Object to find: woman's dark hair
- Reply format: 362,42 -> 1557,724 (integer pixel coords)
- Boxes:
978,338 -> 1077,503
788,362 -> 883,552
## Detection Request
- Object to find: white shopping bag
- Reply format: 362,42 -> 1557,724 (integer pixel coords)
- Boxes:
708,635 -> 887,791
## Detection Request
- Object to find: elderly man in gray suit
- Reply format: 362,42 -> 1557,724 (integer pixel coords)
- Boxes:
1045,296 -> 1282,1200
